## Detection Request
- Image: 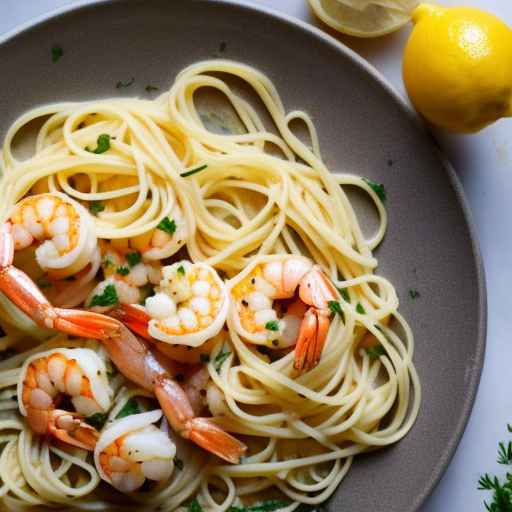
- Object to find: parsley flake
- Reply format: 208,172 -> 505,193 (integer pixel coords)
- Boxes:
174,456 -> 184,470
328,300 -> 342,316
126,251 -> 142,267
265,320 -> 279,331
37,277 -> 52,289
116,77 -> 135,89
215,348 -> 231,372
116,266 -> 130,276
89,201 -> 105,215
86,134 -> 111,154
200,353 -> 210,364
102,255 -> 114,268
227,500 -> 290,512
187,499 -> 203,512
157,217 -> 177,235
51,45 -> 63,63
85,412 -> 108,430
365,344 -> 386,359
356,303 -> 366,314
409,289 -> 420,299
90,284 -> 119,307
115,398 -> 140,419
177,265 -> 186,276
363,177 -> 386,202
338,287 -> 351,303
145,84 -> 160,93
181,164 -> 208,177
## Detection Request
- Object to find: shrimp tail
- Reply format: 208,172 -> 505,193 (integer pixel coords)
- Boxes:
185,417 -> 247,464
294,308 -> 330,372
155,378 -> 246,464
112,304 -> 151,340
28,408 -> 99,450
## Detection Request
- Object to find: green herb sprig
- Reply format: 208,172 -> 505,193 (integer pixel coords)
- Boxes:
157,217 -> 177,235
215,348 -> 231,372
181,164 -> 208,177
86,134 -> 111,154
115,398 -> 141,419
363,177 -> 386,202
85,412 -> 108,430
479,426 -> 512,510
90,284 -> 118,307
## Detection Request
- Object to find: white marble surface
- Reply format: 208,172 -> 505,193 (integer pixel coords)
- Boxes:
1,1 -> 511,510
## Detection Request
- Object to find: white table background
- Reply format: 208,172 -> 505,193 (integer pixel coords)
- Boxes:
1,1 -> 511,510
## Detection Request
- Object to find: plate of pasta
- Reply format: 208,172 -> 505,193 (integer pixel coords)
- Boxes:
0,1 -> 485,511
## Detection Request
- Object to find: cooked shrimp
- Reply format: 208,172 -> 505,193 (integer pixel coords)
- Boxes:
95,410 -> 176,493
118,261 -> 229,348
8,192 -> 98,279
18,348 -> 113,450
228,255 -> 337,372
0,240 -> 246,463
87,242 -> 162,310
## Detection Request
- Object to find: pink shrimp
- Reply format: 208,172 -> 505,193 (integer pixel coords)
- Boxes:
228,255 -> 337,372
0,224 -> 246,464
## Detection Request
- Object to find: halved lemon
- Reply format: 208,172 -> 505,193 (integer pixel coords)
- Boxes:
308,0 -> 420,37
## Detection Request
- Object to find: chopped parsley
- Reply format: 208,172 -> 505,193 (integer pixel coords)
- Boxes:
188,499 -> 203,512
338,287 -> 351,303
356,303 -> 366,314
409,289 -> 420,299
157,217 -> 177,235
115,398 -> 141,419
328,300 -> 342,316
228,501 -> 290,512
200,353 -> 210,364
174,456 -> 184,470
126,251 -> 142,267
177,265 -> 186,276
37,277 -> 52,289
116,77 -> 135,89
90,284 -> 119,307
215,348 -> 231,372
365,344 -> 386,359
89,201 -> 105,215
86,134 -> 111,154
116,266 -> 130,276
102,255 -> 114,268
265,320 -> 279,331
181,164 -> 208,177
145,84 -> 160,93
85,412 -> 108,430
363,177 -> 386,202
51,45 -> 63,63
478,425 -> 512,510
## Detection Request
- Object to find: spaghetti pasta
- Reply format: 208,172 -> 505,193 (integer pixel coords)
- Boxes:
0,60 -> 420,511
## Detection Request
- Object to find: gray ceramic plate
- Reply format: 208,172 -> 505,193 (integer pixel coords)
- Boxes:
0,1 -> 486,511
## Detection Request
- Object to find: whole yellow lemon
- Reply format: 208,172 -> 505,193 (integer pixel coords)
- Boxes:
403,3 -> 512,132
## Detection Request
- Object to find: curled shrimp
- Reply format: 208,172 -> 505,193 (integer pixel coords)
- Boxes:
87,241 -> 162,310
117,261 -> 229,348
228,255 -> 337,372
9,192 -> 98,279
3,192 -> 100,309
94,410 -> 176,493
18,348 -> 113,450
0,226 -> 246,463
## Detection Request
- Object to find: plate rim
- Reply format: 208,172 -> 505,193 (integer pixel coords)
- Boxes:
0,1 -> 487,510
